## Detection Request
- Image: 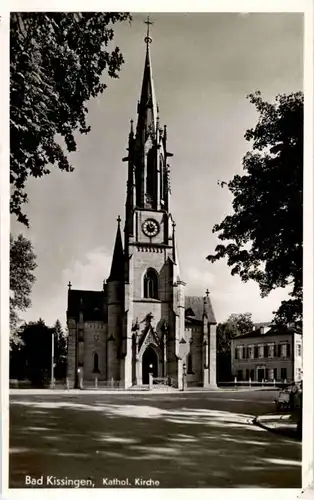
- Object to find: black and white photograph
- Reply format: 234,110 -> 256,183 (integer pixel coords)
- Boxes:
2,3 -> 313,496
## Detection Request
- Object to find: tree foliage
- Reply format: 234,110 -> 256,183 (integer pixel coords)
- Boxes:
53,319 -> 68,379
10,318 -> 68,385
227,312 -> 254,335
208,91 -> 303,325
10,233 -> 37,344
10,12 -> 131,226
216,313 -> 254,381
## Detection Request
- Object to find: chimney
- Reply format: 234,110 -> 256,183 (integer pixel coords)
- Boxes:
260,326 -> 265,334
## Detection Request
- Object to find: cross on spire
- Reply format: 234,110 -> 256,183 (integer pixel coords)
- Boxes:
206,289 -> 210,297
68,281 -> 72,290
117,215 -> 121,225
144,15 -> 153,45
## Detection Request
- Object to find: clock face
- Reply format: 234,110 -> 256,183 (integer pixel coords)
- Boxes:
142,218 -> 160,237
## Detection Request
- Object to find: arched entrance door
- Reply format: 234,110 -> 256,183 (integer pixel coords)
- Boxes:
142,346 -> 158,384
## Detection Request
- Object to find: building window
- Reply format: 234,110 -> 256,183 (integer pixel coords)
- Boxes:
248,346 -> 253,359
281,344 -> 287,358
254,345 -> 259,358
93,353 -> 100,373
258,345 -> 264,359
235,347 -> 238,360
286,343 -> 291,357
281,367 -> 287,380
237,370 -> 242,381
264,345 -> 269,358
245,369 -> 250,380
268,344 -> 274,358
143,268 -> 159,299
242,346 -> 246,359
250,369 -> 255,381
296,344 -> 302,357
274,368 -> 277,380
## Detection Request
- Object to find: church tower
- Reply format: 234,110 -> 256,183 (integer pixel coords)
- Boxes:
66,18 -> 217,390
120,18 -> 186,388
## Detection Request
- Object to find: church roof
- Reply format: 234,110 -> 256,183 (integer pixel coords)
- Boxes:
67,289 -> 107,321
185,295 -> 216,324
108,220 -> 124,282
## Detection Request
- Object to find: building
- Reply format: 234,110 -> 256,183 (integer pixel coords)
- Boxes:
66,22 -> 217,390
231,325 -> 303,382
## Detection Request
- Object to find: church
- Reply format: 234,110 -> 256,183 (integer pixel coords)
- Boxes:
66,21 -> 217,390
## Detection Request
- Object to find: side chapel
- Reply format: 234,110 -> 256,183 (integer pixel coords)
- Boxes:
66,20 -> 217,390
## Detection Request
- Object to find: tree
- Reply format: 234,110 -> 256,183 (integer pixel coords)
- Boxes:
10,319 -> 52,386
216,321 -> 238,381
53,319 -> 67,379
207,91 -> 303,325
10,318 -> 68,385
10,234 -> 37,345
216,313 -> 254,381
227,312 -> 254,335
10,12 -> 131,226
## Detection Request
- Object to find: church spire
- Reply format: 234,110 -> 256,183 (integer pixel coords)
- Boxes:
136,16 -> 158,139
108,216 -> 124,282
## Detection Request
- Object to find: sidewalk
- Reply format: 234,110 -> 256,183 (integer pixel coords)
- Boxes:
253,412 -> 301,439
9,386 -> 275,396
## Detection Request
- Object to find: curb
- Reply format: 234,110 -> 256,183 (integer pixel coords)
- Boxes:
253,414 -> 300,440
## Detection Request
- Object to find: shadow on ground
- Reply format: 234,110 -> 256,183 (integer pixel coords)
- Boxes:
9,393 -> 301,488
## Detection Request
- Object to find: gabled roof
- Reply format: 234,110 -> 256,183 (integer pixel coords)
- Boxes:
67,288 -> 107,322
235,324 -> 302,340
185,295 -> 216,324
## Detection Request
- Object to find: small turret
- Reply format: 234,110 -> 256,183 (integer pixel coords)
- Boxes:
108,216 -> 124,284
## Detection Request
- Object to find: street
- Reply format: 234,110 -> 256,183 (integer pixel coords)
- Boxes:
9,389 -> 301,488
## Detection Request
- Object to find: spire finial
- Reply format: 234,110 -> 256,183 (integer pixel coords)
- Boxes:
68,281 -> 72,290
206,289 -> 210,297
117,215 -> 121,225
144,15 -> 153,45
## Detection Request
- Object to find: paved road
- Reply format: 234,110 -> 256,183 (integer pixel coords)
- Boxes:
9,390 -> 301,488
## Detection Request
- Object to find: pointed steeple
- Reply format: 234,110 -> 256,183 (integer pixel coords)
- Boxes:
203,288 -> 217,324
136,16 -> 158,139
108,216 -> 124,282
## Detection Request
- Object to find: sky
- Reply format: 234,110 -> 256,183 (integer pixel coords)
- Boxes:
11,12 -> 304,329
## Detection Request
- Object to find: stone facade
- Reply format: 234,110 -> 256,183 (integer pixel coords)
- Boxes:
66,31 -> 217,390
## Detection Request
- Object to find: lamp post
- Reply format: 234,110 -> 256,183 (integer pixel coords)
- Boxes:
149,363 -> 153,390
179,337 -> 189,391
50,331 -> 55,389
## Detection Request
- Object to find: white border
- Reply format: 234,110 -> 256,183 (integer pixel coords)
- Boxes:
1,2 -> 313,499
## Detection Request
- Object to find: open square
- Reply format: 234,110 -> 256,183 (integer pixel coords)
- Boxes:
9,389 -> 301,488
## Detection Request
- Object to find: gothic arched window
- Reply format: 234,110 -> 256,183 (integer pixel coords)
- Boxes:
146,148 -> 157,207
93,353 -> 100,373
160,154 -> 164,204
144,268 -> 159,299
